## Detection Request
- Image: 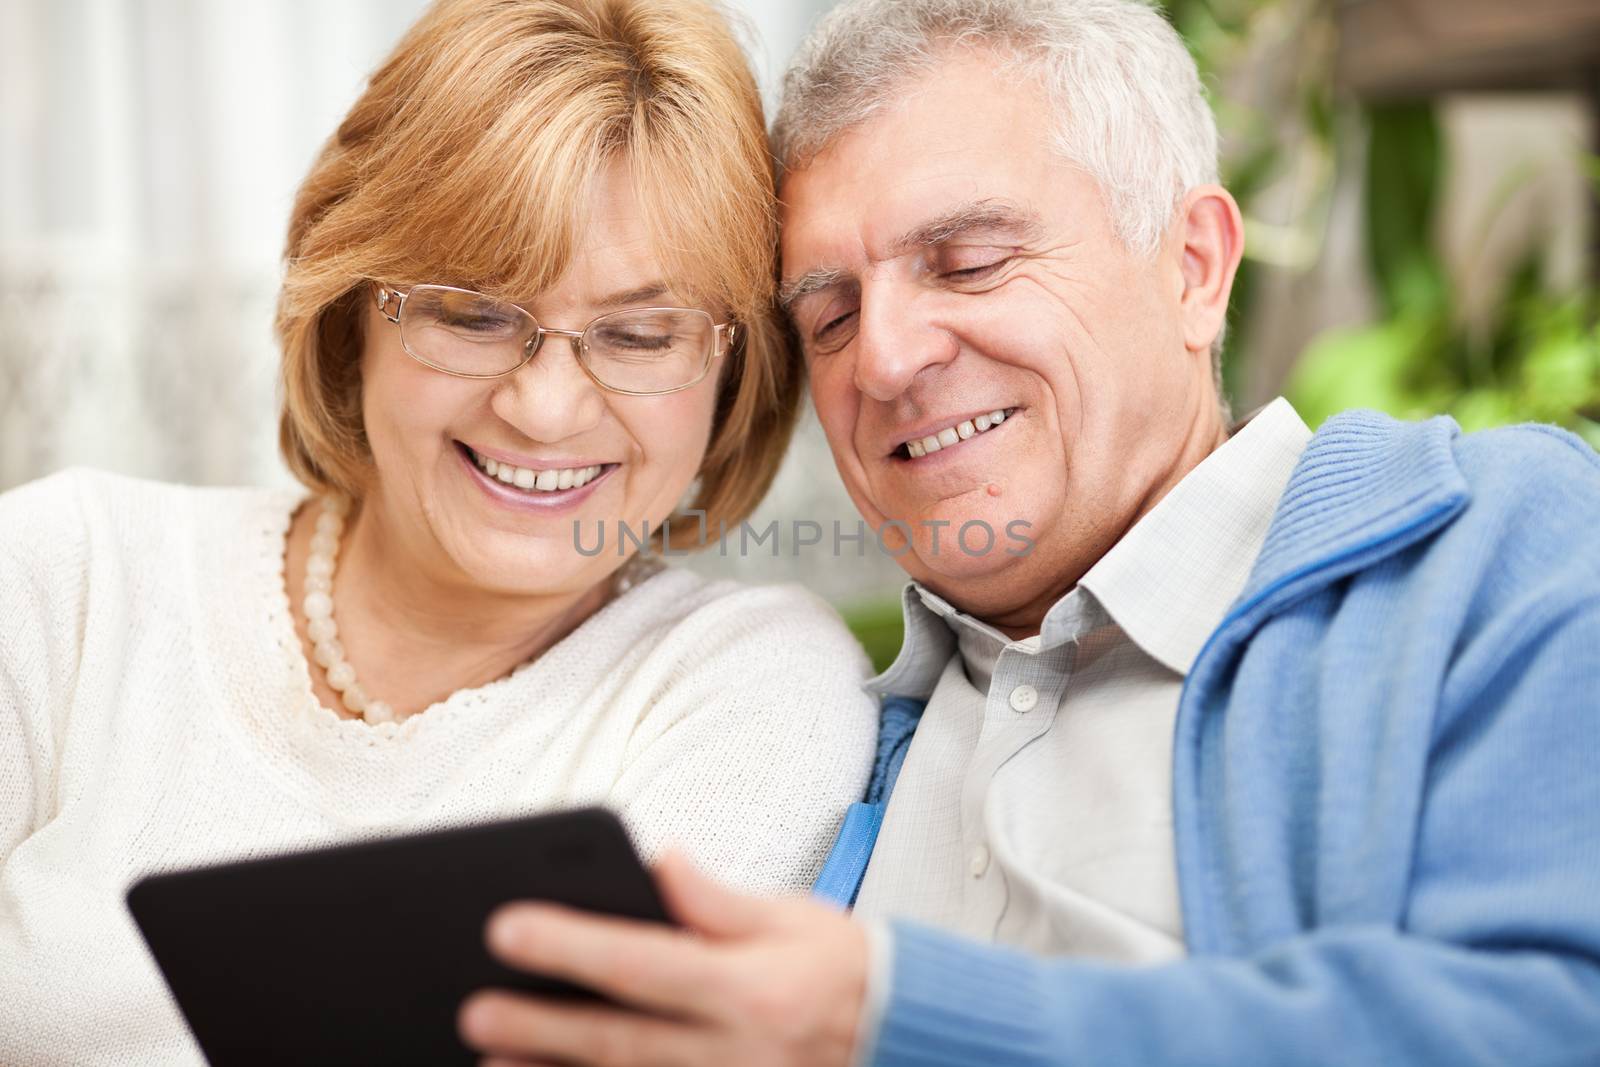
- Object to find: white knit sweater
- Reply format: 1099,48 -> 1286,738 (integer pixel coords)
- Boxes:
0,469 -> 877,1066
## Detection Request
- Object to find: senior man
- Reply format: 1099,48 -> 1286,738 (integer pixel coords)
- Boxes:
459,1 -> 1600,1064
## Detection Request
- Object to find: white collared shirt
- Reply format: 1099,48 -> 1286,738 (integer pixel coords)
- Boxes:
853,399 -> 1313,965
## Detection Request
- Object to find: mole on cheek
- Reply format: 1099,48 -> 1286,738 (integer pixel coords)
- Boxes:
987,483 -> 1001,497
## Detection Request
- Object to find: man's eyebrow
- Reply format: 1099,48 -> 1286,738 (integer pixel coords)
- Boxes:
778,201 -> 1040,314
778,268 -> 847,314
888,200 -> 1042,257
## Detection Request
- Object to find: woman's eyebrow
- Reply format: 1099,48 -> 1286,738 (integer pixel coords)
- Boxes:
592,282 -> 672,309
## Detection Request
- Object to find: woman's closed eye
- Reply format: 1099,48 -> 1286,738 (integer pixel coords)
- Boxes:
594,328 -> 675,352
442,313 -> 518,336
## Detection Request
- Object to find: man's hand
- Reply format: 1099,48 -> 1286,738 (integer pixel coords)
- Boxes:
458,851 -> 869,1067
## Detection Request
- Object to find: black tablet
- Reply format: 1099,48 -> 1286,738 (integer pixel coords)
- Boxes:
126,806 -> 670,1066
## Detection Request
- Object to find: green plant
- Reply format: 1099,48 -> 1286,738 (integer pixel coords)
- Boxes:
1288,103 -> 1600,448
1162,0 -> 1340,396
841,597 -> 906,675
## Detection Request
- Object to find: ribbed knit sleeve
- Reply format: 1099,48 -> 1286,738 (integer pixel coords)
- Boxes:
872,922 -> 1059,1066
875,868 -> 1600,1066
0,471 -> 90,861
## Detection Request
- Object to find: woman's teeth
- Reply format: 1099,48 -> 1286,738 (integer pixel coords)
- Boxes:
904,408 -> 1015,459
470,448 -> 604,493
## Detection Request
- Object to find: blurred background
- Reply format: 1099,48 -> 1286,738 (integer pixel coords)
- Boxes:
3,0 -> 1598,670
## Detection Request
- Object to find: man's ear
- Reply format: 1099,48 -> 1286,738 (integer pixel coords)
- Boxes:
1173,184 -> 1245,355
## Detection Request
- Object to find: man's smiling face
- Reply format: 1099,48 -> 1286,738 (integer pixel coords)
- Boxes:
781,49 -> 1230,631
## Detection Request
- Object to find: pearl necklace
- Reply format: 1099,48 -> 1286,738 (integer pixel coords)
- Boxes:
301,494 -> 398,725
299,495 -> 663,726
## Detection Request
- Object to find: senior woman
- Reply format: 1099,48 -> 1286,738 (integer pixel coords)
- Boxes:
0,1 -> 877,1062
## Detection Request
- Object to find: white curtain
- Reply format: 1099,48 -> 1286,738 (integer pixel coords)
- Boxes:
1,0 -> 434,489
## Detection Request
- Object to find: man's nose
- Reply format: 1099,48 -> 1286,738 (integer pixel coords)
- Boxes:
488,336 -> 607,443
852,282 -> 957,402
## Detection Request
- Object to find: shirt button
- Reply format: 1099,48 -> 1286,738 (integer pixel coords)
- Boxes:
1009,684 -> 1039,713
970,844 -> 990,877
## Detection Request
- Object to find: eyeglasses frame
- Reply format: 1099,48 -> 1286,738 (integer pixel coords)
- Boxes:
373,283 -> 738,397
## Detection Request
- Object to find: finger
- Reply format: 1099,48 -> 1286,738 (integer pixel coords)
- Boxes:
653,850 -> 780,940
460,990 -> 711,1067
486,903 -> 729,1018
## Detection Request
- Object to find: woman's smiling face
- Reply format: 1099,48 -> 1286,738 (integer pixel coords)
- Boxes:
357,158 -> 724,598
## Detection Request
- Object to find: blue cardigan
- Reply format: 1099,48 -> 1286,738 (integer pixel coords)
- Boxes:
815,411 -> 1600,1066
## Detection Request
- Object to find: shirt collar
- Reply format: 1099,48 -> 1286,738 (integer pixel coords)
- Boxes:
865,584 -> 958,699
1076,397 -> 1311,674
866,398 -> 1311,694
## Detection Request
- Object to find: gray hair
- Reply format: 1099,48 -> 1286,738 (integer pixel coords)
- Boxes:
772,0 -> 1220,259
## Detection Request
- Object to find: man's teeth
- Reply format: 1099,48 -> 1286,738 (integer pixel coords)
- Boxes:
905,409 -> 1012,459
470,449 -> 604,492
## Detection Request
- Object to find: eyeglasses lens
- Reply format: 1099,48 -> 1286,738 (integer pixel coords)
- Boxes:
399,286 -> 536,377
399,286 -> 714,392
581,309 -> 714,393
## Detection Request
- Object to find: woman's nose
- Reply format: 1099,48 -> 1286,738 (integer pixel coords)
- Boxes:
488,336 -> 607,442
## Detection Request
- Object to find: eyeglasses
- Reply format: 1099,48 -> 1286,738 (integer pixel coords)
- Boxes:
373,283 -> 738,396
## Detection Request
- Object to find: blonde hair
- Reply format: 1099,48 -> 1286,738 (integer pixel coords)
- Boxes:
277,0 -> 795,547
